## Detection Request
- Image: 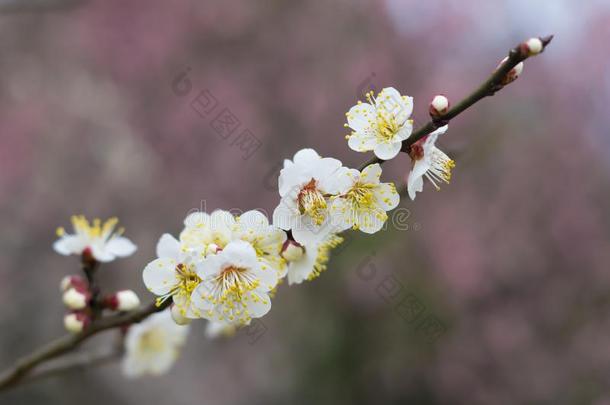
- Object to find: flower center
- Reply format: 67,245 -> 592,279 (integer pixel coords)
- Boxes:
176,263 -> 202,295
215,266 -> 259,298
345,183 -> 375,208
297,179 -> 328,225
426,149 -> 456,190
138,329 -> 166,354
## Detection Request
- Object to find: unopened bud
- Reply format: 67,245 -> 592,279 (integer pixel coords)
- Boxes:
171,304 -> 192,325
62,288 -> 90,310
104,290 -> 140,311
429,95 -> 449,117
206,243 -> 221,256
498,57 -> 524,85
64,312 -> 89,333
60,275 -> 87,292
281,240 -> 305,262
523,37 -> 543,56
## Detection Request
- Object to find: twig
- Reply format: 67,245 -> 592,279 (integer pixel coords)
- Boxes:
0,299 -> 170,391
358,35 -> 553,171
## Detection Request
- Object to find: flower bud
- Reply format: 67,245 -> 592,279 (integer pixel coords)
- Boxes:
281,240 -> 305,262
429,95 -> 449,117
497,57 -> 524,85
104,290 -> 141,311
62,287 -> 90,310
171,304 -> 192,325
523,37 -> 543,56
206,243 -> 221,255
60,275 -> 87,292
64,312 -> 89,333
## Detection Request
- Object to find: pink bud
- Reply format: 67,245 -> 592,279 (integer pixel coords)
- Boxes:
104,290 -> 141,311
497,57 -> 524,85
64,312 -> 90,333
60,275 -> 87,293
281,240 -> 305,262
429,95 -> 449,117
521,38 -> 543,56
62,288 -> 90,310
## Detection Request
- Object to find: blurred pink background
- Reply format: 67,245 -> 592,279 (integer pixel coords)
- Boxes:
1,0 -> 610,404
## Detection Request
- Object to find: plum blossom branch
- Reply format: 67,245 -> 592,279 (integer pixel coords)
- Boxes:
357,35 -> 554,171
0,35 -> 554,393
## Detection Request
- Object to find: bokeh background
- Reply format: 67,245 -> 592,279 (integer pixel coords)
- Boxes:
1,0 -> 610,404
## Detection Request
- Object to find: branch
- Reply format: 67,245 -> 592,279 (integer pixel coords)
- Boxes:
0,299 -> 170,391
358,35 -> 553,171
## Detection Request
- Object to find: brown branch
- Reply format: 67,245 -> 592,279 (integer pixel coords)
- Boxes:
0,299 -> 170,392
358,35 -> 553,171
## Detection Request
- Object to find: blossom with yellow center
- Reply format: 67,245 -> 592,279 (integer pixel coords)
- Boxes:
191,240 -> 278,325
345,87 -> 414,160
143,234 -> 202,319
122,310 -> 189,378
406,125 -> 455,200
330,163 -> 400,234
53,215 -> 136,262
273,148 -> 344,245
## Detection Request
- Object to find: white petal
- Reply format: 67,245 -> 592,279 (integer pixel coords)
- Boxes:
361,163 -> 382,184
374,142 -> 402,160
106,237 -> 137,258
156,234 -> 180,259
394,120 -> 413,141
143,258 -> 178,295
348,131 -> 377,152
238,210 -> 269,229
184,212 -> 209,228
407,160 -> 429,200
375,183 -> 400,211
356,209 -> 387,234
53,235 -> 86,256
293,148 -> 321,166
91,244 -> 115,262
347,102 -> 375,131
376,87 -> 413,124
328,198 -> 356,231
272,200 -> 299,231
245,292 -> 272,318
321,166 -> 356,195
424,125 -> 449,150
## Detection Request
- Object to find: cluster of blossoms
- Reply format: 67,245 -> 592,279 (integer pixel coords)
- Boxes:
53,86 -> 459,377
55,217 -> 141,333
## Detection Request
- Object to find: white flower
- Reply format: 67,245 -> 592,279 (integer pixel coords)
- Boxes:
180,210 -> 235,261
181,210 -> 287,277
204,321 -> 237,339
345,87 -> 413,160
233,210 -> 287,277
191,240 -> 278,325
329,164 -> 399,234
142,234 -> 202,319
272,148 -> 344,245
406,125 -> 455,200
284,234 -> 343,285
122,310 -> 189,378
53,216 -> 137,262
